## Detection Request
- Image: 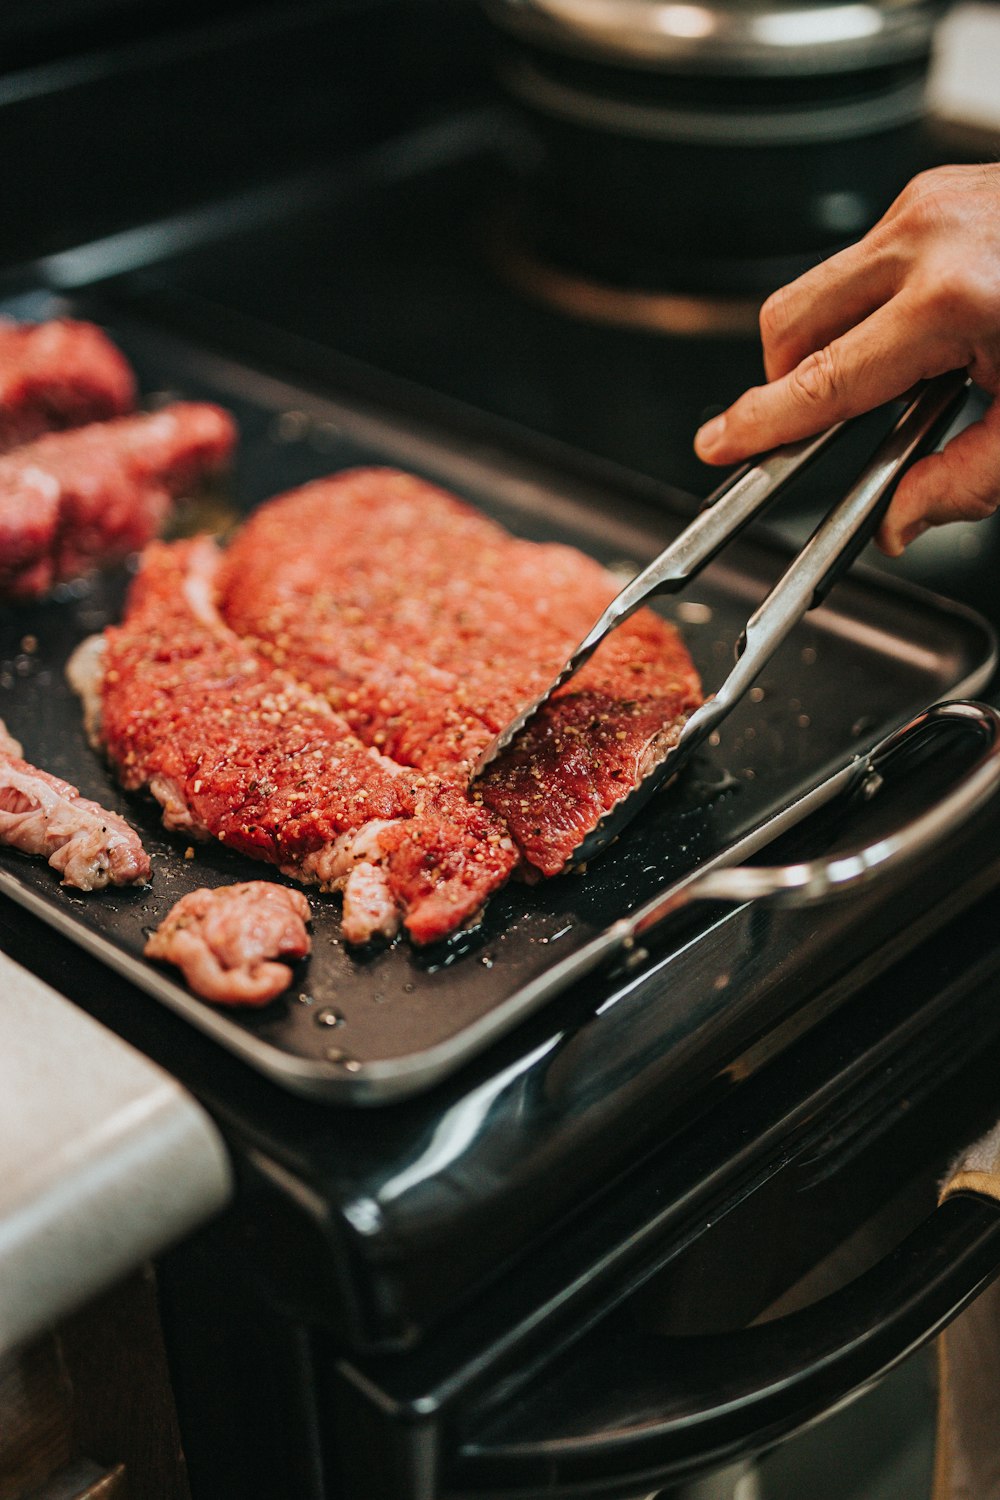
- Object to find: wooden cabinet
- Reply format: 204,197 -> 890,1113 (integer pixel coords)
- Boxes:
0,1270 -> 189,1500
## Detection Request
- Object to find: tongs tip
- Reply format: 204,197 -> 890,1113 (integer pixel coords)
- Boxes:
469,613 -> 625,782
470,672 -> 571,781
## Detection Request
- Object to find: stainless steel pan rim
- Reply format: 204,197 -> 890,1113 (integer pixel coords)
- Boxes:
630,699 -> 1000,935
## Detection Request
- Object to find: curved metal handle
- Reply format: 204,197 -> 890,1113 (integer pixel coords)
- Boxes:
630,700 -> 1000,944
450,1193 -> 1000,1498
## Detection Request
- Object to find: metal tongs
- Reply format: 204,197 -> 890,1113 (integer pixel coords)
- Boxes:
472,370 -> 971,864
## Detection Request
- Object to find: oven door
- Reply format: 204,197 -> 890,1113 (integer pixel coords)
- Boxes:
442,1193 -> 1000,1499
326,1120 -> 1000,1500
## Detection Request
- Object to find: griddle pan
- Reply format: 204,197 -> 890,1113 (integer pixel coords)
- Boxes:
0,297 -> 995,1102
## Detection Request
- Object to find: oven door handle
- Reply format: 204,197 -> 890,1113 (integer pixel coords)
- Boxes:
450,1192 -> 1000,1498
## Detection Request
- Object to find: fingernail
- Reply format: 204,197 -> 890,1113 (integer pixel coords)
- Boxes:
695,415 -> 726,457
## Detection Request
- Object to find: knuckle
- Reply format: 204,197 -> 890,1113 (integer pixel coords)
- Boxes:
912,264 -> 996,341
901,193 -> 946,240
970,346 -> 1000,391
789,346 -> 841,410
759,285 -> 791,345
903,166 -> 948,197
956,475 -> 1000,523
919,263 -> 972,313
949,491 -> 999,526
895,171 -> 953,234
939,437 -> 1000,524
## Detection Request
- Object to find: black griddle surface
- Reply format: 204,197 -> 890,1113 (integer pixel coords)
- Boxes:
0,297 -> 994,1101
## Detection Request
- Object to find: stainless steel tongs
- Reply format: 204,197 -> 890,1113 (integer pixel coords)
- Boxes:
472,370 -> 971,865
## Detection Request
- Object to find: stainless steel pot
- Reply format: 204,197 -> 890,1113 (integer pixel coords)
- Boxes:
483,0 -> 942,300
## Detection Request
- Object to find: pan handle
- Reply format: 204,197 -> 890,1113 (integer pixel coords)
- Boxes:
630,699 -> 1000,944
449,1192 -> 1000,1497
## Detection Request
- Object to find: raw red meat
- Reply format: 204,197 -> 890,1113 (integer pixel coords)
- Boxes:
0,318 -> 135,453
144,882 -> 312,1006
90,469 -> 700,944
0,718 -> 149,889
0,403 -> 236,601
217,468 -> 703,876
218,469 -> 618,771
477,611 -> 699,876
97,538 -> 518,944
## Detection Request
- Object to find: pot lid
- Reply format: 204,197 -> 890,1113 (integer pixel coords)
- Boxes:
483,0 -> 943,73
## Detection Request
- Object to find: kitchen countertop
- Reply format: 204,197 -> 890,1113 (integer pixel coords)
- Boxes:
0,949 -> 232,1356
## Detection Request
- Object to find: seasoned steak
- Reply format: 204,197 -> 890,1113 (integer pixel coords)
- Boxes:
0,318 -> 136,454
0,719 -> 149,889
217,468 -> 703,876
218,469 -> 620,771
477,609 -> 701,875
145,882 -> 312,1006
0,403 -> 236,601
89,469 -> 700,944
97,538 -> 518,944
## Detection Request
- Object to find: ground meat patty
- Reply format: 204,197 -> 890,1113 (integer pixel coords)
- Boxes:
0,718 -> 149,889
144,882 -> 312,1006
0,318 -> 136,454
98,538 -> 518,944
0,403 -> 236,601
217,467 -> 702,876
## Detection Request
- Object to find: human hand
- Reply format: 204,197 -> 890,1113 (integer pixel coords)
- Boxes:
693,164 -> 1000,555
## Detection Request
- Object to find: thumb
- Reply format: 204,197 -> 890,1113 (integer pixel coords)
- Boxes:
877,399 -> 1000,555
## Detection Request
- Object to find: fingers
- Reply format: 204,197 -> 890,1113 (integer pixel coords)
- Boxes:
760,235 -> 900,383
754,168 -> 960,382
877,399 -> 1000,554
694,292 -> 959,465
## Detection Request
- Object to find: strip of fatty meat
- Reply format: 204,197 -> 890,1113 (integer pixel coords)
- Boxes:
0,718 -> 149,889
0,403 -> 236,601
95,538 -> 519,945
0,318 -> 136,454
145,883 -> 312,1005
217,469 -> 703,877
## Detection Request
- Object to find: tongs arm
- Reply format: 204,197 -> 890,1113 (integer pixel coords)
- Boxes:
568,418 -> 848,669
672,369 -> 971,763
473,369 -> 969,792
473,416 -> 847,775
